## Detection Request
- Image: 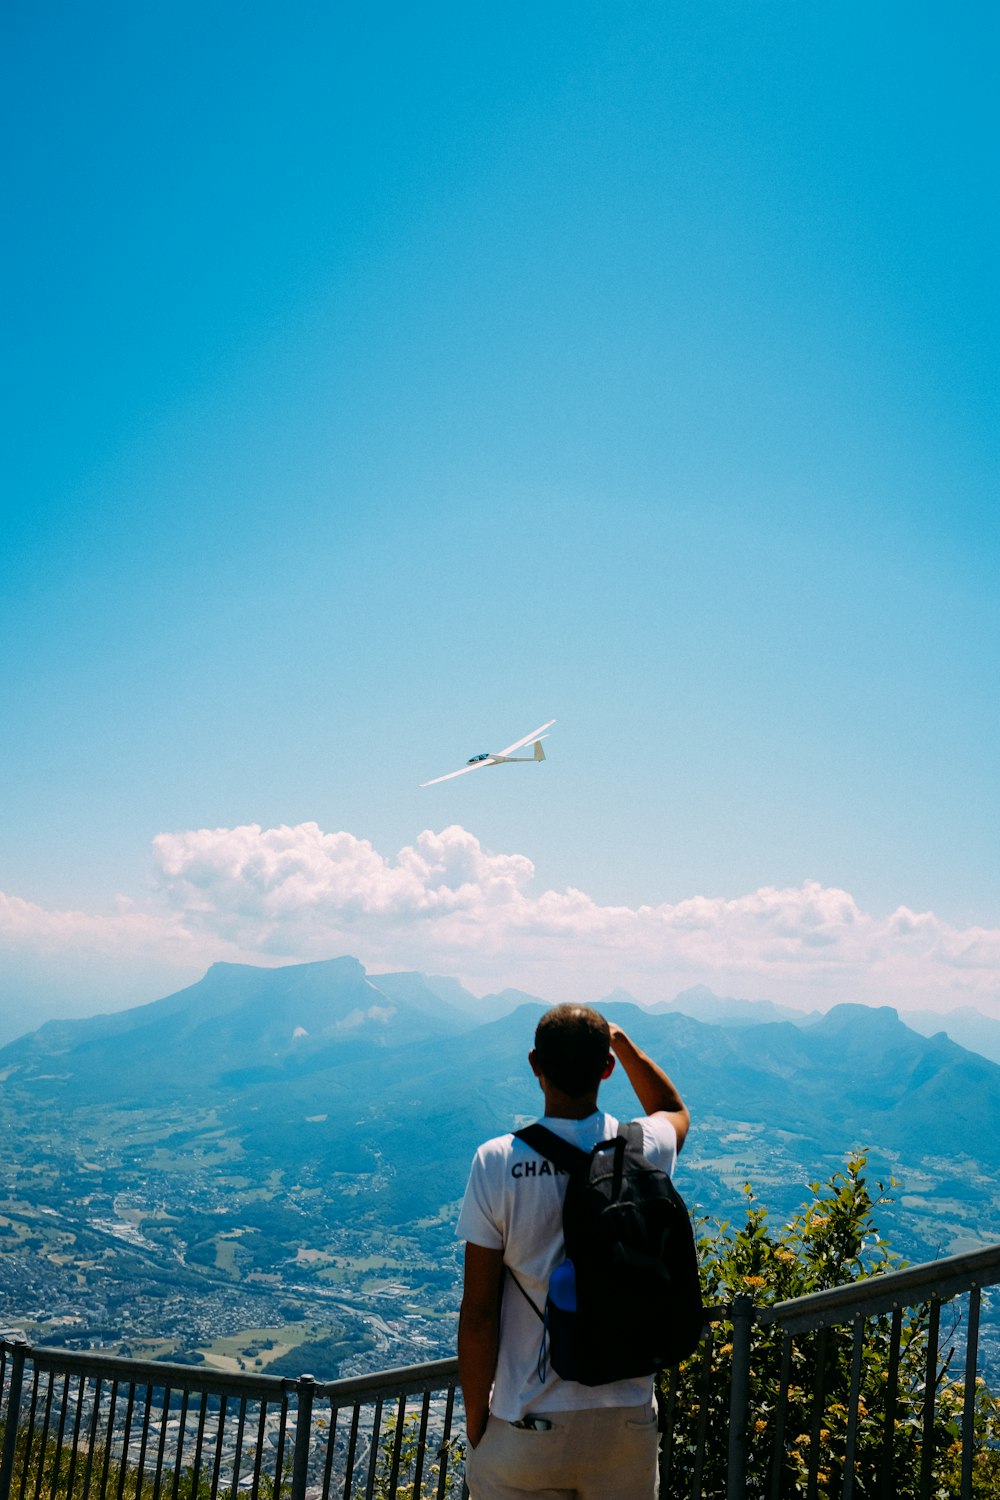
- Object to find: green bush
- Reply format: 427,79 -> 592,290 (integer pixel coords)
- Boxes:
367,1412 -> 466,1500
659,1152 -> 1000,1499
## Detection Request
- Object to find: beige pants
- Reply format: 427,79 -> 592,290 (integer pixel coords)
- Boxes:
464,1401 -> 659,1500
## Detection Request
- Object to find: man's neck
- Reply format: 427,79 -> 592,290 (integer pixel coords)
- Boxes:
541,1090 -> 600,1121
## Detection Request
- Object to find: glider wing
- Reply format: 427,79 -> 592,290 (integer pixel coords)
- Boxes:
495,719 -> 556,758
419,761 -> 495,788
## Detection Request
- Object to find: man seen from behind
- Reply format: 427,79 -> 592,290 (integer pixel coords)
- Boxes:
457,1004 -> 690,1500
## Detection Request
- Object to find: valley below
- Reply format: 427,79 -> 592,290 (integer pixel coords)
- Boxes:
2,958 -> 999,1383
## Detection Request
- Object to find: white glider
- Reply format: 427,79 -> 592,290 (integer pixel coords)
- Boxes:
420,719 -> 556,787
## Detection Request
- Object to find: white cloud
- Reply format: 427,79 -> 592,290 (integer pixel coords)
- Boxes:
0,889 -> 183,956
2,823 -> 1000,1021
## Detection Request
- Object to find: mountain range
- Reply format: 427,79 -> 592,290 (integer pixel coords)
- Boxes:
3,956 -> 1000,1235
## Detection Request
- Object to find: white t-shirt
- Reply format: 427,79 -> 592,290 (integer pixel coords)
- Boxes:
456,1110 -> 678,1421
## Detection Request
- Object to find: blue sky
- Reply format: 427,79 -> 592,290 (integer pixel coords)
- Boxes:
2,3 -> 998,1034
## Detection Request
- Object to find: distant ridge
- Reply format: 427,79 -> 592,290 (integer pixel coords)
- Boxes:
649,983 -> 818,1028
10,961 -> 1000,1069
4,961 -> 1000,1173
901,1006 -> 1000,1067
647,984 -> 1000,1064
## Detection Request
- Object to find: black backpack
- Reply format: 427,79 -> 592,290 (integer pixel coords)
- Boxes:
510,1121 -> 704,1386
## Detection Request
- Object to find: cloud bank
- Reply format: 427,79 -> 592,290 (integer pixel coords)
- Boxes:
3,822 -> 998,1022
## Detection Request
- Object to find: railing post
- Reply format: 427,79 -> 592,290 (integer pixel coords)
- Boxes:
727,1293 -> 754,1500
290,1374 -> 316,1500
0,1338 -> 28,1500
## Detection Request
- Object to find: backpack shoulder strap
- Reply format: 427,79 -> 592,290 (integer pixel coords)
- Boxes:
506,1268 -> 544,1322
514,1124 -> 591,1176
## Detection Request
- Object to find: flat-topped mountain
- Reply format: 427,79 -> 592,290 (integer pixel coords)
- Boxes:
0,957 -> 486,1098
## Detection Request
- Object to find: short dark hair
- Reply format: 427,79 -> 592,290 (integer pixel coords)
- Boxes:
533,1005 -> 611,1096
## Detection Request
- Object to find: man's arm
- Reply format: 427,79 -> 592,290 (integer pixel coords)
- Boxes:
608,1023 -> 690,1151
458,1241 -> 504,1448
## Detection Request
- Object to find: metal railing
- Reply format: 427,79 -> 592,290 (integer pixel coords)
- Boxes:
2,1241 -> 999,1500
663,1240 -> 1000,1499
0,1345 -> 466,1500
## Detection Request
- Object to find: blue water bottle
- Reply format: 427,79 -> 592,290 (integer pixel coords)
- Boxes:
549,1257 -> 577,1310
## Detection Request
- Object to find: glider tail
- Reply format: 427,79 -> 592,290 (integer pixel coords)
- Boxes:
533,739 -> 546,761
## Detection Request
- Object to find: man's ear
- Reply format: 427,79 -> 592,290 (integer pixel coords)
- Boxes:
601,1054 -> 615,1081
529,1049 -> 543,1079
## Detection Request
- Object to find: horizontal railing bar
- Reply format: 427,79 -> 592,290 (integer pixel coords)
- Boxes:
0,1341 -> 293,1400
314,1356 -> 459,1403
773,1268 -> 999,1335
0,1338 -> 461,1410
758,1241 -> 1000,1332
